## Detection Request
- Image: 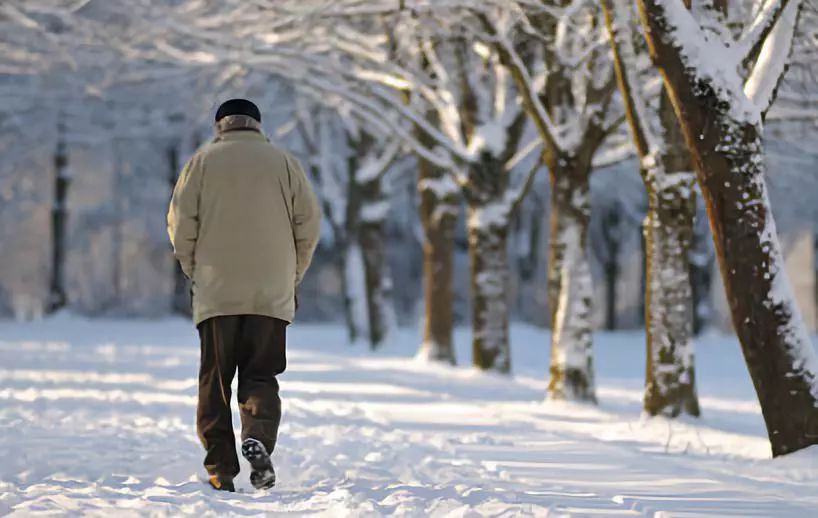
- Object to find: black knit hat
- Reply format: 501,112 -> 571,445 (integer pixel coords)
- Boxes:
215,99 -> 261,123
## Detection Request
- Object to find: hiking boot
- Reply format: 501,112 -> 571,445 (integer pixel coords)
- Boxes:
241,438 -> 276,489
207,474 -> 236,492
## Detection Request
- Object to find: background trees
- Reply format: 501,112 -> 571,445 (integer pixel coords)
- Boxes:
1,0 -> 818,457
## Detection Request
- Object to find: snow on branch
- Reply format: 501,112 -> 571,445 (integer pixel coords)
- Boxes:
356,139 -> 402,183
744,0 -> 802,116
647,0 -> 803,124
477,11 -> 563,152
738,0 -> 792,67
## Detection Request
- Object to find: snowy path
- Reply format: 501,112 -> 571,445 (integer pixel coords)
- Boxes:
1,317 -> 817,516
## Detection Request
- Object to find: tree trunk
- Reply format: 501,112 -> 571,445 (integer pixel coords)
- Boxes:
605,261 -> 619,331
546,162 -> 595,402
342,240 -> 368,344
643,174 -> 700,417
359,216 -> 391,349
416,159 -> 457,364
638,221 -> 647,326
466,154 -> 513,374
643,91 -> 701,417
604,246 -> 619,331
638,0 -> 818,456
602,2 -> 700,415
357,167 -> 394,349
468,216 -> 511,373
48,117 -> 69,313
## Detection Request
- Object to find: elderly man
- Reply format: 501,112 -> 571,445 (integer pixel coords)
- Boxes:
168,98 -> 321,492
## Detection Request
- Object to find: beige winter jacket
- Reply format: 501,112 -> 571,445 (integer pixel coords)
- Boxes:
168,129 -> 321,325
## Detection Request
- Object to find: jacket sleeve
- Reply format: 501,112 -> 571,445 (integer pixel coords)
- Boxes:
287,154 -> 322,285
167,153 -> 204,279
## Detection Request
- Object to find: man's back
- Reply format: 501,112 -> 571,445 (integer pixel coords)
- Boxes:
168,127 -> 321,326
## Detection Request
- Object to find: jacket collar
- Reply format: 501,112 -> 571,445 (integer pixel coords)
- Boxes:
216,113 -> 261,133
216,131 -> 267,143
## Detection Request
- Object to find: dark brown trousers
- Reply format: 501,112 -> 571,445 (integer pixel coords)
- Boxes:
197,315 -> 288,477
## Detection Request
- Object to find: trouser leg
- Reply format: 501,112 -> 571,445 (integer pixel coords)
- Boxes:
237,315 -> 288,455
197,316 -> 240,477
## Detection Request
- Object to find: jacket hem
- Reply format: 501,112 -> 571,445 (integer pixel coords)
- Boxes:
195,310 -> 294,327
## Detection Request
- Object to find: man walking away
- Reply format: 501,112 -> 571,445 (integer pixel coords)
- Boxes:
168,99 -> 321,492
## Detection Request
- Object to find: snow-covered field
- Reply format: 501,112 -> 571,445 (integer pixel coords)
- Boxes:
1,315 -> 817,517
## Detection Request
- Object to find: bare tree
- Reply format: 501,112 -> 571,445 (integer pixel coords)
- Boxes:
602,0 -> 700,417
635,0 -> 818,455
480,1 -> 623,399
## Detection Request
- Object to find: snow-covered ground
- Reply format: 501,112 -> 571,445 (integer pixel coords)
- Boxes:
1,315 -> 817,516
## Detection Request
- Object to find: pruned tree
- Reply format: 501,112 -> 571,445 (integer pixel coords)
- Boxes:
479,0 -> 623,399
379,11 -> 541,373
273,5 -> 542,372
602,0 -> 700,417
415,128 -> 460,364
635,0 -> 818,455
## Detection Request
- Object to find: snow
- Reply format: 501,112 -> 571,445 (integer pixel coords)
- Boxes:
467,121 -> 507,159
652,0 -> 761,124
344,244 -> 369,342
2,315 -> 817,516
417,175 -> 458,200
744,0 -> 802,115
550,215 -> 594,389
467,200 -> 511,231
360,200 -> 390,224
757,185 -> 818,402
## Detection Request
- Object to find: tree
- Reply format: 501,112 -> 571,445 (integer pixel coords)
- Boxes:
635,0 -> 818,455
590,197 -> 625,331
279,5 -> 542,371
48,113 -> 70,313
415,129 -> 459,364
295,106 -> 400,348
481,1 -> 622,399
602,0 -> 700,417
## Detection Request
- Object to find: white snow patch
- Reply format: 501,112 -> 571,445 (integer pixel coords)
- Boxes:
359,199 -> 390,223
418,175 -> 458,199
0,317 -> 816,514
467,200 -> 511,231
345,243 -> 369,342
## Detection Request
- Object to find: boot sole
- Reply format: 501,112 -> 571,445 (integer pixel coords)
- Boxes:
241,439 -> 276,489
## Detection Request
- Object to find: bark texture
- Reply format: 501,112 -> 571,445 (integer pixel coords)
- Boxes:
638,0 -> 818,456
417,157 -> 457,364
546,160 -> 595,402
602,1 -> 700,416
643,94 -> 700,417
358,174 -> 392,349
468,218 -> 511,374
642,172 -> 700,416
467,155 -> 512,374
